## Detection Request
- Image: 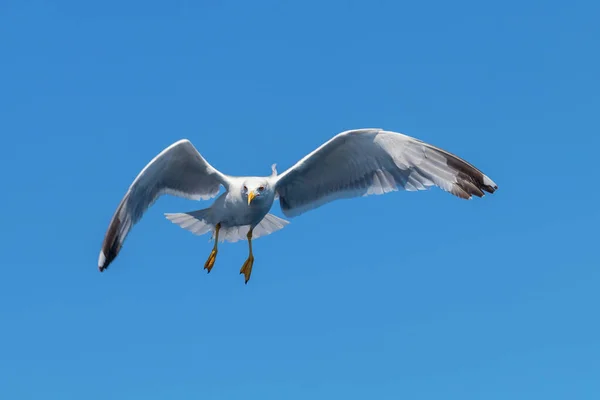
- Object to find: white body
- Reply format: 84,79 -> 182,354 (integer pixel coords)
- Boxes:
165,177 -> 289,243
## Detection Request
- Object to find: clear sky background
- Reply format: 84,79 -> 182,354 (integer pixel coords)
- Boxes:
1,1 -> 599,399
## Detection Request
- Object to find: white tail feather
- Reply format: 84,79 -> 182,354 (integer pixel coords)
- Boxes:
164,210 -> 289,243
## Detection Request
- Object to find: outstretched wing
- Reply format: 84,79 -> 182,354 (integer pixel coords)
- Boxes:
274,128 -> 498,218
98,139 -> 230,272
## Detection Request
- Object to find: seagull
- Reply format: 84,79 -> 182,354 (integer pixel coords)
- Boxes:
98,128 -> 498,283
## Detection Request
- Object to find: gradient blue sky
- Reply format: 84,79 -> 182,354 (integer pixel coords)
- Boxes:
1,1 -> 599,399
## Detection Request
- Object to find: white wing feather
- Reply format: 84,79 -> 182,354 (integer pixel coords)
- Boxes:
98,139 -> 230,271
274,128 -> 498,217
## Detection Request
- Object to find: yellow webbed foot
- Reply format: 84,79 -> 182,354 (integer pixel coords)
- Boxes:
204,248 -> 218,273
239,255 -> 254,284
204,223 -> 221,274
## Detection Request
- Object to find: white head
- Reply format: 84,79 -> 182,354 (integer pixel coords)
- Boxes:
242,177 -> 275,206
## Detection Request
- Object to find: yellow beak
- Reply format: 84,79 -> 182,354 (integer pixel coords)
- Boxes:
247,191 -> 256,205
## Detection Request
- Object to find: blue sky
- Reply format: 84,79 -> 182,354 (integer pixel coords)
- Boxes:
1,0 -> 599,398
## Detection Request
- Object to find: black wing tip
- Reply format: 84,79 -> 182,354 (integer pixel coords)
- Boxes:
98,231 -> 121,273
98,250 -> 117,272
443,151 -> 498,199
483,184 -> 498,194
98,251 -> 108,272
482,178 -> 498,195
453,174 -> 498,200
98,209 -> 125,273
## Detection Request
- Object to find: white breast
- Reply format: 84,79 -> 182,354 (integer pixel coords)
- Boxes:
210,190 -> 270,228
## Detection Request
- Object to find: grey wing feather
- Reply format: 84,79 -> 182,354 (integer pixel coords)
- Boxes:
98,139 -> 230,271
274,128 -> 498,217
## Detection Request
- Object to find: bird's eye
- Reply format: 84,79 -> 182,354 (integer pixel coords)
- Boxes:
258,186 -> 265,191
243,185 -> 247,191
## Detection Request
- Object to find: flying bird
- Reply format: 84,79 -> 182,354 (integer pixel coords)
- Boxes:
98,128 -> 498,283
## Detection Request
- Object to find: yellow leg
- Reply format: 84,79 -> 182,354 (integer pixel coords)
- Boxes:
239,229 -> 255,284
204,223 -> 220,273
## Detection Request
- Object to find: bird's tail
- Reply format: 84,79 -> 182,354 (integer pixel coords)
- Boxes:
164,209 -> 289,243
165,208 -> 214,237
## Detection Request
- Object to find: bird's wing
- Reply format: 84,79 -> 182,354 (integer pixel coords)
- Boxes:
98,139 -> 230,271
274,128 -> 498,217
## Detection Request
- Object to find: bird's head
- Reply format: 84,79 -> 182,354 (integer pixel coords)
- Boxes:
242,178 -> 273,206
